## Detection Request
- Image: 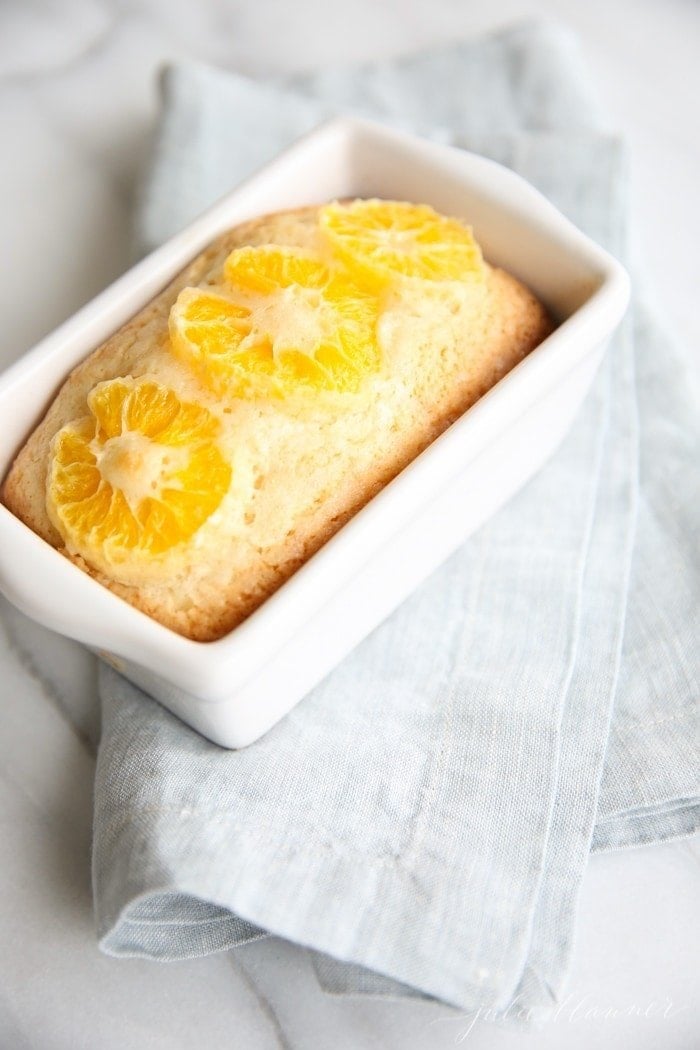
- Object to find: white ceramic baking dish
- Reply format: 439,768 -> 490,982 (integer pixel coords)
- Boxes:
0,117 -> 629,747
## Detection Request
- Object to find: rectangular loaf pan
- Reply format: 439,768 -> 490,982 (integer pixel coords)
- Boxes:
0,117 -> 630,747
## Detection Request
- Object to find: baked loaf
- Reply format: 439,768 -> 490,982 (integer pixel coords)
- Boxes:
1,200 -> 552,641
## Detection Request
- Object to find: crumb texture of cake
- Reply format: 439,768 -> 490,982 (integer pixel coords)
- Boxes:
1,200 -> 553,641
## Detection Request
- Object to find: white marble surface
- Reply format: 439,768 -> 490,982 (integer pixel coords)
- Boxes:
0,1 -> 698,1047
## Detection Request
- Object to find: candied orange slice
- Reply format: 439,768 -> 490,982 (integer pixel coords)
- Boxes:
47,376 -> 231,569
319,199 -> 485,290
168,246 -> 379,398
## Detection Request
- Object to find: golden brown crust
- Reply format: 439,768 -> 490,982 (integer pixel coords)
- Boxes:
1,205 -> 553,641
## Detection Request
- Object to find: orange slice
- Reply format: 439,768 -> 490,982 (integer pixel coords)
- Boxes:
168,246 -> 379,399
47,376 -> 231,570
319,199 -> 485,291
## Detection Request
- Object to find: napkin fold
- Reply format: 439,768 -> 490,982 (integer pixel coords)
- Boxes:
94,22 -> 699,1025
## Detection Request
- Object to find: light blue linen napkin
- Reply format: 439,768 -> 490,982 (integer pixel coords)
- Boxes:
94,23 -> 699,1024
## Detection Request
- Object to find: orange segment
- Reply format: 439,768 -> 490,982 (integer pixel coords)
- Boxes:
319,199 -> 485,290
48,376 -> 231,568
168,246 -> 379,399
224,245 -> 329,295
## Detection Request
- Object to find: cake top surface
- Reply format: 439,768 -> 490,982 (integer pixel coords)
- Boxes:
2,198 -> 552,640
